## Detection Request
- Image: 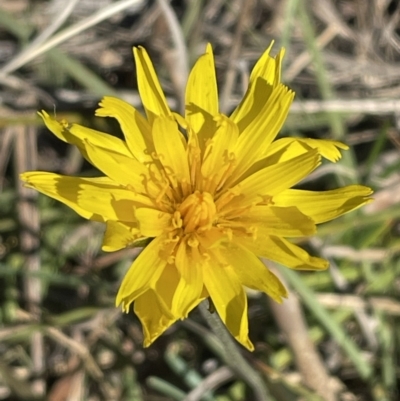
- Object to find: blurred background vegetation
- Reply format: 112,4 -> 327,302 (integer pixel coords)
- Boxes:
0,0 -> 400,400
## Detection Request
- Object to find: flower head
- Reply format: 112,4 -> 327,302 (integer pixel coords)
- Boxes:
21,43 -> 372,350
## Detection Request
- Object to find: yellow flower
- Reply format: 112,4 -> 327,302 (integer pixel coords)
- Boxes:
21,43 -> 372,351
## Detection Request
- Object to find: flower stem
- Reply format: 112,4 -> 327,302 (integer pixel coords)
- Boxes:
198,301 -> 272,401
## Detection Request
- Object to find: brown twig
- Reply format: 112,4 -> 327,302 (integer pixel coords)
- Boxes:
268,277 -> 341,401
14,124 -> 45,397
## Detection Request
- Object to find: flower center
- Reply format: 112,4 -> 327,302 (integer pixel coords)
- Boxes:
179,191 -> 217,233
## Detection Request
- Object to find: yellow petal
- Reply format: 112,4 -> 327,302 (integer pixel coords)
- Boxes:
135,263 -> 202,346
273,185 -> 373,224
203,257 -> 253,351
196,227 -> 226,249
185,43 -> 218,148
222,243 -> 288,302
230,43 -> 283,130
149,264 -> 180,318
39,111 -> 132,158
116,235 -> 168,311
174,239 -> 204,317
221,149 -> 320,210
83,140 -> 159,197
243,206 -> 316,237
230,137 -> 348,185
249,44 -> 283,87
172,276 -> 204,319
201,115 -> 238,184
237,235 -> 328,270
266,137 -> 348,164
134,289 -> 177,347
102,221 -> 142,252
152,116 -> 191,188
95,96 -> 154,163
134,47 -> 171,123
228,84 -> 294,185
175,238 -> 193,282
20,172 -> 149,222
135,208 -> 172,237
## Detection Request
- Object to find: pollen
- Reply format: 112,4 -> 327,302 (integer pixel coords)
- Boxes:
179,191 -> 217,233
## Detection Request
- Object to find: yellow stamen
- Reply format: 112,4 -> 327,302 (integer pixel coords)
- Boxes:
179,191 -> 217,233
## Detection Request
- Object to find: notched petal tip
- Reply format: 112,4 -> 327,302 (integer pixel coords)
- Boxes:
19,173 -> 37,190
271,291 -> 288,304
132,45 -> 145,57
19,171 -> 30,182
115,293 -> 135,313
317,140 -> 349,162
37,110 -> 48,119
363,197 -> 374,205
95,96 -> 115,116
357,185 -> 374,207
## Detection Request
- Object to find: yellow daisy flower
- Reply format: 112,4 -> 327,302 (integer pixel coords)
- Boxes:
21,43 -> 372,351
